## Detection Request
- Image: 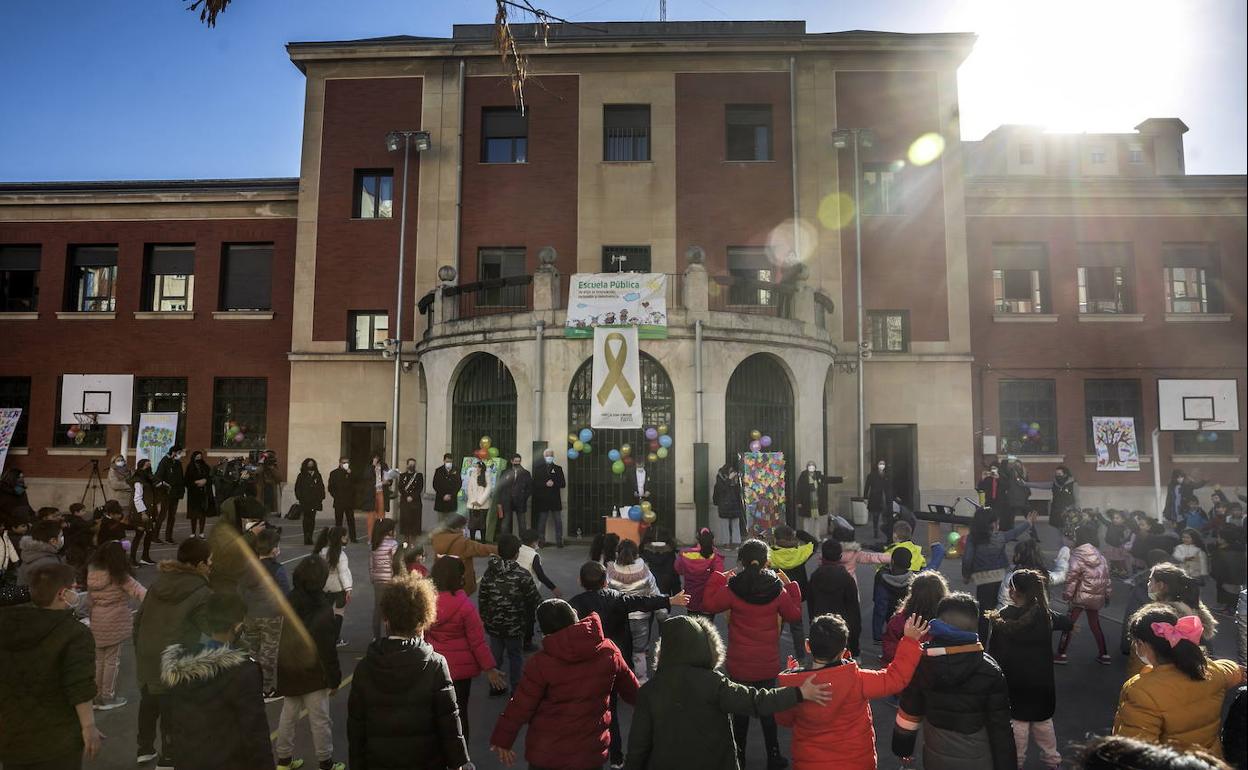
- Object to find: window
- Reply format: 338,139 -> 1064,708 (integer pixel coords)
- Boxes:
861,162 -> 903,215
349,311 -> 389,351
1173,430 -> 1234,456
476,247 -> 526,307
601,246 -> 651,273
212,378 -> 267,449
482,108 -> 528,163
1076,243 -> 1133,313
219,243 -> 273,311
0,246 -> 39,311
727,246 -> 774,306
1128,144 -> 1145,164
999,379 -> 1057,454
1163,243 -> 1219,313
353,170 -> 393,219
603,105 -> 650,162
1018,143 -> 1035,165
132,377 -> 188,445
52,376 -> 106,447
0,377 -> 31,447
866,310 -> 910,353
725,104 -> 773,161
992,243 -> 1049,313
1089,147 -> 1107,164
1084,379 -> 1144,452
144,245 -> 194,312
65,245 -> 117,312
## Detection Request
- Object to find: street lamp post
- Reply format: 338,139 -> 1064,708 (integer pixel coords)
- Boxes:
384,129 -> 431,472
831,127 -> 874,496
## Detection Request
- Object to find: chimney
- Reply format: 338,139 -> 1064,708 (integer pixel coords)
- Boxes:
1134,118 -> 1189,176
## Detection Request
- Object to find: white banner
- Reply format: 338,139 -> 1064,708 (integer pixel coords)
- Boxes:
1092,416 -> 1140,471
0,408 -> 21,476
565,272 -> 668,338
136,412 -> 179,466
591,325 -> 643,429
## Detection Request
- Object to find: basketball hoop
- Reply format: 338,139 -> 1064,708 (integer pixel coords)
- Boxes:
70,412 -> 99,446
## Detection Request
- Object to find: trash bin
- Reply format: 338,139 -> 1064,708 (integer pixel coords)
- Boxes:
850,496 -> 869,526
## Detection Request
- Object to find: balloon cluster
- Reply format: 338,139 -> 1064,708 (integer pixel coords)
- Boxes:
66,425 -> 88,445
642,424 -> 673,463
625,501 -> 657,524
567,428 -> 593,460
223,420 -> 250,446
745,428 -> 774,453
608,443 -> 632,474
473,435 -> 501,461
1194,431 -> 1220,443
1016,421 -> 1043,447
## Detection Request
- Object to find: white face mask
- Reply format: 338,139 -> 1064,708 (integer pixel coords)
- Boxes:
877,464 -> 886,472
545,455 -> 555,464
807,465 -> 816,473
60,588 -> 83,610
342,463 -> 350,471
444,462 -> 453,471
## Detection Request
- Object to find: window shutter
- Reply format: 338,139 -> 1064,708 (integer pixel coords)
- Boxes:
992,243 -> 1047,270
727,246 -> 772,271
221,244 -> 273,310
483,109 -> 528,138
148,246 -> 195,275
1162,243 -> 1216,269
70,246 -> 118,267
0,246 -> 40,270
1076,243 -> 1131,267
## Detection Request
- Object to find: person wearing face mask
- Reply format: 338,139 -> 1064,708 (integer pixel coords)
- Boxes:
863,459 -> 895,540
1164,468 -> 1207,530
0,467 -> 33,523
154,444 -> 187,544
714,461 -> 747,545
795,461 -> 828,531
328,457 -> 359,543
296,457 -> 328,545
397,458 -> 425,538
531,449 -> 567,548
130,458 -> 159,566
1022,465 -> 1078,530
496,454 -> 533,540
184,450 -> 216,539
433,452 -> 462,518
0,562 -> 103,769
16,519 -> 66,587
107,454 -> 134,517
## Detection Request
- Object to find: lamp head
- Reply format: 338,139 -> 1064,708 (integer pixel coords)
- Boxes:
437,265 -> 457,283
385,132 -> 403,152
685,245 -> 706,265
413,131 -> 432,152
538,246 -> 558,265
831,129 -> 852,149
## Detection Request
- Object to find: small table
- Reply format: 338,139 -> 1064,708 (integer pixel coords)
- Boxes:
604,516 -> 646,543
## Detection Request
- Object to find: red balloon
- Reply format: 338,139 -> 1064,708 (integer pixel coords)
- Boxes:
648,440 -> 660,451
475,448 -> 488,460
623,455 -> 635,466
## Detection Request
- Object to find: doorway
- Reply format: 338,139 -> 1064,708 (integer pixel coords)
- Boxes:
341,421 -> 385,510
870,424 -> 918,511
725,353 -> 796,527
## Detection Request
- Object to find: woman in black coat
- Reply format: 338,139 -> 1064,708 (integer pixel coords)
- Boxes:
863,459 -> 894,538
1162,468 -> 1205,527
295,458 -> 327,546
794,461 -> 828,521
184,450 -> 216,538
712,463 -> 746,544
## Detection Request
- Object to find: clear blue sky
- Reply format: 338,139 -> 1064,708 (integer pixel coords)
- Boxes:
0,0 -> 1243,180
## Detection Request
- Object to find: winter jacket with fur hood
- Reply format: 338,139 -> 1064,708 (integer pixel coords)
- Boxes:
161,642 -> 272,770
702,567 -> 803,682
427,590 -> 496,681
15,537 -> 62,587
1063,543 -> 1112,610
478,556 -> 541,639
133,560 -> 212,693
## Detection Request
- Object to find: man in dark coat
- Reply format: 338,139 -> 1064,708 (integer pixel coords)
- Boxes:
0,562 -> 101,769
623,457 -> 654,510
863,459 -> 894,539
397,458 -> 425,538
295,458 -> 327,545
431,452 -> 462,517
531,448 -> 567,547
154,444 -> 186,543
327,457 -> 358,543
496,454 -> 533,538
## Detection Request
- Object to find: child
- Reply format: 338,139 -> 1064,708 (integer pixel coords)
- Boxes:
987,569 -> 1073,769
881,570 -> 948,665
238,525 -> 291,697
518,528 -> 559,651
1056,524 -> 1112,664
607,538 -> 664,679
777,613 -> 928,770
806,540 -> 863,657
1103,509 -> 1134,577
96,500 -> 129,546
62,502 -> 98,579
640,527 -> 681,598
275,556 -> 345,770
87,540 -> 146,710
368,518 -> 400,640
16,518 -> 65,587
1174,528 -> 1210,582
626,614 -> 828,769
1185,498 -> 1211,536
771,525 -> 819,663
590,531 -> 621,565
872,548 -> 913,643
348,573 -> 470,770
831,526 -> 892,586
962,508 -> 1036,622
996,538 -> 1049,610
490,599 -> 639,770
1119,549 -> 1173,660
892,593 -> 1016,770
1211,525 -> 1246,614
884,521 -> 926,571
392,542 -> 428,578
675,528 -> 724,616
702,538 -> 803,769
313,526 -> 353,620
477,533 -> 541,696
161,592 -> 274,770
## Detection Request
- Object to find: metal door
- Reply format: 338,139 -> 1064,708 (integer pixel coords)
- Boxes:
725,353 -> 796,526
451,354 -> 517,464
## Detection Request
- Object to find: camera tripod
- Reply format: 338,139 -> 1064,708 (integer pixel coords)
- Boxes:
79,459 -> 109,510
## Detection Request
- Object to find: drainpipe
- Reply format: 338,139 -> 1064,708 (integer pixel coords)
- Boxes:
694,320 -> 705,442
789,56 -> 800,267
454,58 -> 465,278
534,320 -> 546,439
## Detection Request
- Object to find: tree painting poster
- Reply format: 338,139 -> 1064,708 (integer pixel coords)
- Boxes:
742,452 -> 786,536
0,408 -> 21,476
1092,416 -> 1140,471
137,412 -> 179,465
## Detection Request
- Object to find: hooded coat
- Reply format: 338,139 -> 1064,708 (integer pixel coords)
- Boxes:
770,530 -> 818,607
161,642 -> 272,770
426,590 -> 496,681
702,568 -> 803,682
133,560 -> 212,694
625,615 -> 801,770
607,559 -> 661,621
806,562 -> 862,655
477,556 -> 541,639
276,584 -> 343,697
0,605 -> 97,765
347,636 -> 469,770
674,547 -> 724,613
872,569 -> 912,642
15,537 -> 63,586
642,542 -> 681,596
986,602 -> 1072,721
491,613 -> 639,769
86,568 -> 146,648
1062,543 -> 1112,610
570,588 -> 672,662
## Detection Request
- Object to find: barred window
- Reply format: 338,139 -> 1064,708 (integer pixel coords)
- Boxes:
212,378 -> 267,450
999,379 -> 1057,454
0,377 -> 31,447
132,377 -> 189,445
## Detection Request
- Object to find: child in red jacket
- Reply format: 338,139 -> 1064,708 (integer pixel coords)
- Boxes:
702,538 -> 803,769
777,613 -> 928,770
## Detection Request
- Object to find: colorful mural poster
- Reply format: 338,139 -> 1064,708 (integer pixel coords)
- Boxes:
137,412 -> 179,466
0,408 -> 21,476
1092,416 -> 1140,471
742,451 -> 786,536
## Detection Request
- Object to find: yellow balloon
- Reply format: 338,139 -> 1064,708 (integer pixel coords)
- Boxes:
620,444 -> 632,456
568,434 -> 579,444
640,501 -> 652,513
573,440 -> 585,452
479,436 -> 492,449
750,429 -> 762,441
647,452 -> 659,463
657,424 -> 669,435
642,509 -> 657,524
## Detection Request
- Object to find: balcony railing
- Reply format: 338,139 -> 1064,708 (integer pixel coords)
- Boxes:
443,275 -> 534,321
708,274 -> 796,319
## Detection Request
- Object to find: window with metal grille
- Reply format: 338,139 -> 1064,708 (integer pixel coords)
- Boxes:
867,310 -> 909,353
476,248 -> 526,307
1163,243 -> 1220,313
219,243 -> 273,311
451,354 -> 517,464
725,104 -> 772,161
727,246 -> 774,306
1084,379 -> 1143,453
212,378 -> 267,449
0,377 -> 31,447
144,245 -> 195,312
52,376 -> 106,447
65,245 -> 117,312
353,170 -> 393,219
1077,243 -> 1133,313
603,105 -> 650,162
482,108 -> 528,163
725,353 -> 795,527
349,310 -> 389,351
992,243 -> 1049,313
132,377 -> 189,445
601,246 -> 651,273
861,162 -> 903,215
999,379 -> 1057,454
0,245 -> 39,312
1173,430 -> 1234,455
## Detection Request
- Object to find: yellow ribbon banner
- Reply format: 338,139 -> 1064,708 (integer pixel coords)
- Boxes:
596,332 -> 637,407
591,325 -> 643,429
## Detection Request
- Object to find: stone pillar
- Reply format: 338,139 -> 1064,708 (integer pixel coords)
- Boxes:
683,262 -> 708,322
793,282 -> 816,332
533,265 -> 559,315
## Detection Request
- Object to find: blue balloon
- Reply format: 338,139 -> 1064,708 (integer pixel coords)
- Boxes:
628,505 -> 643,521
608,449 -> 622,462
566,448 -> 580,460
579,428 -> 594,443
658,434 -> 673,448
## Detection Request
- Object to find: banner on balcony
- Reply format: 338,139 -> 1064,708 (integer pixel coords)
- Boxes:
0,408 -> 21,476
565,272 -> 668,339
1092,416 -> 1140,471
137,412 -> 179,466
591,325 -> 644,429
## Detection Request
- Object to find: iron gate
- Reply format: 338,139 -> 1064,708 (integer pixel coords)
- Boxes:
725,353 -> 797,527
567,353 -> 676,537
451,354 -> 517,465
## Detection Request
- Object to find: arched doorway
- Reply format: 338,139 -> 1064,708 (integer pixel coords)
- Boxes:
451,353 -> 517,465
567,353 -> 676,537
725,353 -> 796,527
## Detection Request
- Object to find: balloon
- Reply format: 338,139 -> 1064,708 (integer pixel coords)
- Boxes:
458,489 -> 466,498
657,424 -> 668,435
647,452 -> 659,463
608,449 -> 622,462
620,444 -> 632,456
66,427 -> 78,439
1195,433 -> 1207,443
641,501 -> 653,513
750,429 -> 762,441
475,448 -> 488,460
480,436 -> 492,449
579,428 -> 594,443
658,434 -> 673,448
612,460 -> 626,474
628,505 -> 643,521
567,448 -> 580,460
623,456 -> 635,466
1029,422 -> 1040,431
656,447 -> 669,459
573,440 -> 585,452
648,440 -> 660,452
760,435 -> 772,448
645,427 -> 658,440
947,530 -> 961,546
488,446 -> 499,458
581,443 -> 592,454
1208,432 -> 1219,441
749,440 -> 762,452
642,509 -> 657,524
233,432 -> 246,444
568,434 -> 579,444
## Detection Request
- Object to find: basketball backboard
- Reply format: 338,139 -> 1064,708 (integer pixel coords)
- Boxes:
1157,379 -> 1240,431
59,374 -> 134,425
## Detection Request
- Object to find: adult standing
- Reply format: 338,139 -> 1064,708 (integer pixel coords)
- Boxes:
532,448 -> 567,548
713,462 -> 746,545
107,455 -> 133,516
129,459 -> 159,566
625,457 -> 653,510
1026,465 -> 1077,530
295,458 -> 327,546
0,468 -> 33,523
397,458 -> 424,538
794,460 -> 828,529
327,458 -> 358,543
184,450 -> 215,539
154,445 -> 186,544
1164,468 -> 1205,529
999,456 -> 1031,531
258,450 -> 284,518
863,459 -> 894,539
432,453 -> 462,519
496,453 -> 532,538
368,453 -> 393,541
